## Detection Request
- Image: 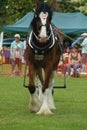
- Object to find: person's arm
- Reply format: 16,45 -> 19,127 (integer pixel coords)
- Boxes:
77,53 -> 81,63
20,41 -> 24,59
10,41 -> 14,59
81,38 -> 87,46
68,53 -> 72,64
71,37 -> 83,47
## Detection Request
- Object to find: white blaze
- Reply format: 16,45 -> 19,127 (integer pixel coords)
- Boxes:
39,12 -> 48,38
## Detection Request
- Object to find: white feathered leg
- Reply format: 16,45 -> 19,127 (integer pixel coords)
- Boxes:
47,71 -> 56,109
37,88 -> 53,115
38,79 -> 43,102
29,89 -> 41,113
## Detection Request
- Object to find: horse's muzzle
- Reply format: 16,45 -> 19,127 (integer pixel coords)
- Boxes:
39,37 -> 48,43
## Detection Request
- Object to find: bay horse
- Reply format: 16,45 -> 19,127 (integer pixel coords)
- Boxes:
26,0 -> 61,115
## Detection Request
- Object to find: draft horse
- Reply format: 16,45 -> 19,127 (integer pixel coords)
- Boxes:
26,0 -> 61,115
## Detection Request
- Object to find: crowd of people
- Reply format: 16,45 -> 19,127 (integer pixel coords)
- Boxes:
56,33 -> 87,78
0,32 -> 87,77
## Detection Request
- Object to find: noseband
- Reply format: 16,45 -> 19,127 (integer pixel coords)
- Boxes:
32,24 -> 53,42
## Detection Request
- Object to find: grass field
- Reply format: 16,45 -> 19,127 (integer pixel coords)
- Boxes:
0,67 -> 87,130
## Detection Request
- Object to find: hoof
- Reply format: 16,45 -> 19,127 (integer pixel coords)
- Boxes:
50,106 -> 56,110
36,108 -> 53,115
29,108 -> 39,113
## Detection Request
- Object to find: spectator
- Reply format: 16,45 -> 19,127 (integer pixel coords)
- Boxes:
80,33 -> 87,74
56,48 -> 69,77
10,34 -> 24,76
66,46 -> 81,77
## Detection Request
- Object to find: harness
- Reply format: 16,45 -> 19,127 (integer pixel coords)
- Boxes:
24,25 -> 66,89
28,24 -> 58,60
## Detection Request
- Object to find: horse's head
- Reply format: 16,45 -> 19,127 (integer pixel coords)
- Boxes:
31,0 -> 53,43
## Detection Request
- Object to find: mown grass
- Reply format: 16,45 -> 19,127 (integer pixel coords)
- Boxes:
0,72 -> 87,130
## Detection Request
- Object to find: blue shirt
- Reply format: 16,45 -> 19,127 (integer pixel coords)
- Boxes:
11,40 -> 24,49
81,37 -> 87,53
71,37 -> 84,47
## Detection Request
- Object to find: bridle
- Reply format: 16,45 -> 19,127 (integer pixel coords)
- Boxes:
28,2 -> 58,54
32,1 -> 53,43
32,24 -> 53,42
28,24 -> 55,51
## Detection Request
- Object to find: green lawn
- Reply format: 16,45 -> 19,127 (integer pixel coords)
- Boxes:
0,75 -> 87,130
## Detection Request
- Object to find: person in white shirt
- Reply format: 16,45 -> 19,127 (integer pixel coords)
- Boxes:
81,33 -> 87,73
10,34 -> 24,75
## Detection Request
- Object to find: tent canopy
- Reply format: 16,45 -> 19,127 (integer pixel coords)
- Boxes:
2,12 -> 87,34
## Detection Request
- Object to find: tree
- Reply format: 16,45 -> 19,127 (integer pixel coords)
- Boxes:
0,0 -> 87,33
71,0 -> 87,15
60,0 -> 87,15
0,0 -> 8,31
6,0 -> 34,24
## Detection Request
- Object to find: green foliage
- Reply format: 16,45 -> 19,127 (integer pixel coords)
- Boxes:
70,0 -> 87,15
6,0 -> 34,23
0,0 -> 87,33
61,0 -> 76,13
0,0 -> 35,32
58,0 -> 87,15
0,0 -> 8,31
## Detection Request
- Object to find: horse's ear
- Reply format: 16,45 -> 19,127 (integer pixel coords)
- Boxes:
49,0 -> 54,7
36,0 -> 39,7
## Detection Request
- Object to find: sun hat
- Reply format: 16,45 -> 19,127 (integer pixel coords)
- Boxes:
81,33 -> 87,36
14,34 -> 20,39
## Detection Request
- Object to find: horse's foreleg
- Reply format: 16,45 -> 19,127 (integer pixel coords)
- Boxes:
29,89 -> 42,113
42,67 -> 53,93
37,67 -> 53,115
47,71 -> 56,110
37,88 -> 53,115
37,68 -> 44,101
28,64 -> 41,112
28,63 -> 36,94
